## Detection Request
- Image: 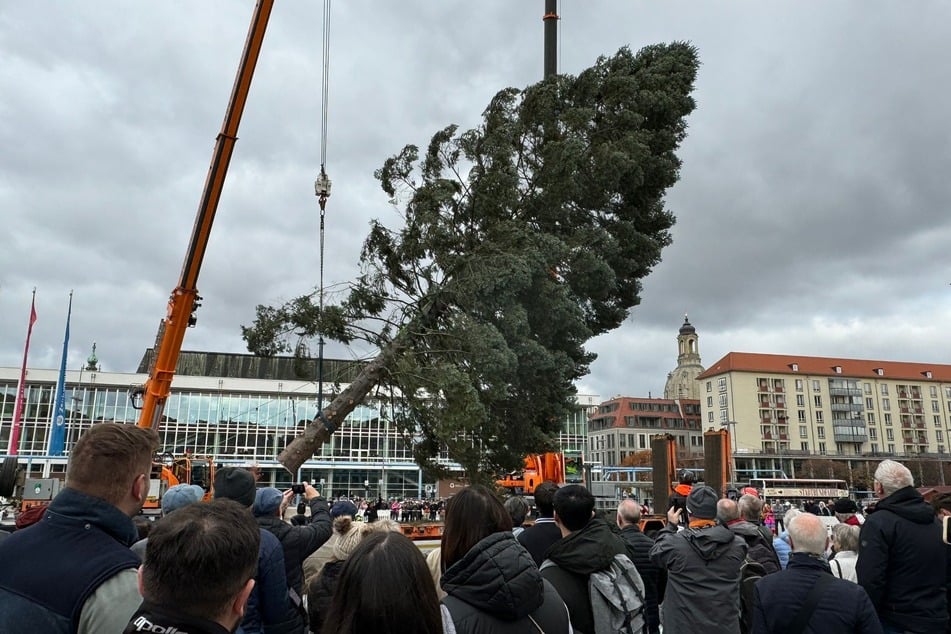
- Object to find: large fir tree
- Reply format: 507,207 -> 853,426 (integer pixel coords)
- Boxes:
242,44 -> 700,477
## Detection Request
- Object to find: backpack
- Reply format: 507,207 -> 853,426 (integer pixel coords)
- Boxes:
542,553 -> 646,634
739,556 -> 768,634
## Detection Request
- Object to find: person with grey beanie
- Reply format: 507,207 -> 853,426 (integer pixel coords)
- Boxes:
650,485 -> 747,633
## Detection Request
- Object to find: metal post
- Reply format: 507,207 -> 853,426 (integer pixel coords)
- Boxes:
543,0 -> 558,78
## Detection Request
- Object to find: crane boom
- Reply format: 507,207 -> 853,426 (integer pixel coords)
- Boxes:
135,0 -> 275,430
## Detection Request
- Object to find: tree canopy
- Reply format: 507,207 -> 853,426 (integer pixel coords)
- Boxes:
242,43 -> 700,477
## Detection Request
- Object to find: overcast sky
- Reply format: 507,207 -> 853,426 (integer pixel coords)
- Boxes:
2,1 -> 949,405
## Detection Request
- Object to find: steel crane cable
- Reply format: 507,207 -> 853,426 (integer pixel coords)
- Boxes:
314,0 -> 332,425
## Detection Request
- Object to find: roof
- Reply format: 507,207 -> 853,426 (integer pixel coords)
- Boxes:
696,352 -> 951,382
135,349 -> 368,382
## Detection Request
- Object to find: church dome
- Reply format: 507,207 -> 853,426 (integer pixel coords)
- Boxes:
679,316 -> 695,335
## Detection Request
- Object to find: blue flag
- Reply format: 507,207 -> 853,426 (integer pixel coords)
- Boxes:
48,292 -> 72,456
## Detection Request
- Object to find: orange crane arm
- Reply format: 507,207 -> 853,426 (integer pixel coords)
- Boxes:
136,0 -> 275,430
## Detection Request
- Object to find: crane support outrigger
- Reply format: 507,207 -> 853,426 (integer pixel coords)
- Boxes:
132,0 -> 275,431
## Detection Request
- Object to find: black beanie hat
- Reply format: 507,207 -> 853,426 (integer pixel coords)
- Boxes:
213,467 -> 256,508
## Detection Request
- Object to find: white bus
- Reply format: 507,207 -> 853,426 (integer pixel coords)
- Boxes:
746,477 -> 849,502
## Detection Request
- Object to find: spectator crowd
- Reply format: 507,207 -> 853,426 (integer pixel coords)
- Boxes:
0,422 -> 948,634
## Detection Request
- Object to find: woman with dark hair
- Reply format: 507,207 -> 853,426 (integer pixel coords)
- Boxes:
320,530 -> 446,634
439,485 -> 571,633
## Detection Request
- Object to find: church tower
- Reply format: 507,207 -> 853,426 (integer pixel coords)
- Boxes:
663,315 -> 704,400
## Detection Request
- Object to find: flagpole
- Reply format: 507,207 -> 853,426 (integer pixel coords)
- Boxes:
48,291 -> 73,456
9,289 -> 38,456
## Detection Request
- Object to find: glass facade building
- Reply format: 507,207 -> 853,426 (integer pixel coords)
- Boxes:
0,351 -> 596,498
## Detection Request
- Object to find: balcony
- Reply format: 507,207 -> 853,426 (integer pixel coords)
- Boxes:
834,432 -> 868,443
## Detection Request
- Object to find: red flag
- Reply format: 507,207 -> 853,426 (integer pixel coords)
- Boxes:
9,293 -> 37,456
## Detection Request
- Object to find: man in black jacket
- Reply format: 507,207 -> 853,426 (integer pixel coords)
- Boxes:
617,498 -> 662,634
253,483 -> 332,597
541,484 -> 638,634
517,481 -> 561,566
857,459 -> 948,633
753,512 -> 881,633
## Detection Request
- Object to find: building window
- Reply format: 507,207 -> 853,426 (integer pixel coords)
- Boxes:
931,386 -> 938,398
800,442 -> 809,451
886,429 -> 894,441
720,410 -> 729,423
881,384 -> 888,396
867,412 -> 876,424
812,380 -> 821,392
864,383 -> 872,394
799,426 -> 808,438
719,394 -> 728,408
869,428 -> 877,439
866,397 -> 874,409
884,413 -> 892,426
934,401 -> 941,413
796,379 -> 803,392
706,381 -> 712,393
818,442 -> 826,453
871,443 -> 879,453
814,395 -> 822,408
796,394 -> 805,407
937,430 -> 944,443
798,410 -> 806,422
887,443 -> 895,453
707,396 -> 713,407
946,387 -> 951,399
718,378 -> 726,392
817,427 -> 825,439
708,411 -> 714,423
882,398 -> 890,411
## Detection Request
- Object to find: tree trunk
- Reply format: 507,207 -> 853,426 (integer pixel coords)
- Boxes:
277,345 -> 398,474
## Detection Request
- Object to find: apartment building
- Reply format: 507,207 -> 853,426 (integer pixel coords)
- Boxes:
587,396 -> 704,466
697,352 -> 951,476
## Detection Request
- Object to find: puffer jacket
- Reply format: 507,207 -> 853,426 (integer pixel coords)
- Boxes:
857,486 -> 947,633
650,522 -> 747,634
540,517 -> 628,634
256,497 -> 331,595
239,529 -> 296,634
441,531 -> 570,634
619,524 -> 662,634
773,531 -> 792,569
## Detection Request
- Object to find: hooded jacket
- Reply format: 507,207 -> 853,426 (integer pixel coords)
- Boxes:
441,531 -> 569,634
857,486 -> 947,633
540,517 -> 627,634
650,522 -> 747,634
